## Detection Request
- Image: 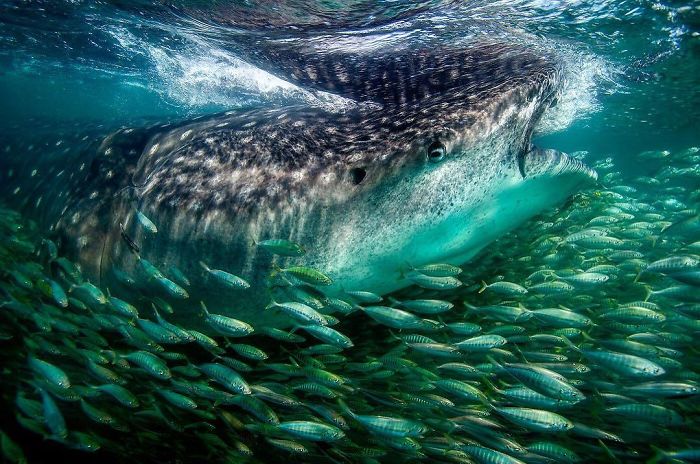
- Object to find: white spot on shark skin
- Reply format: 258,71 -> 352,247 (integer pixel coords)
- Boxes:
180,130 -> 193,140
35,196 -> 42,207
12,187 -> 20,195
77,236 -> 89,249
71,212 -> 81,224
80,163 -> 86,172
106,170 -> 114,180
31,169 -> 38,177
89,191 -> 99,200
149,143 -> 160,155
105,147 -> 113,156
55,140 -> 63,147
305,65 -> 318,80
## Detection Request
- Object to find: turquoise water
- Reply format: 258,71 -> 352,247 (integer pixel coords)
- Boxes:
1,1 -> 699,463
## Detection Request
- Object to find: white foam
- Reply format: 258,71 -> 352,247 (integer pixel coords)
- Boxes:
108,27 -> 356,113
536,48 -> 619,134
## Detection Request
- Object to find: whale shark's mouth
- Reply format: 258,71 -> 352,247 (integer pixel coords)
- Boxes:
519,145 -> 598,181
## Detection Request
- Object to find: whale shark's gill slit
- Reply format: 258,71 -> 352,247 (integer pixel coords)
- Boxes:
350,167 -> 367,185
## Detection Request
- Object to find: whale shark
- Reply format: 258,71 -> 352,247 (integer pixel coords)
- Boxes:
0,37 -> 596,328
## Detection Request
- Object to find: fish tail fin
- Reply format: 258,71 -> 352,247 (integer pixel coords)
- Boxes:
481,376 -> 503,397
337,398 -> 353,417
199,301 -> 209,316
648,446 -> 666,464
387,296 -> 400,307
644,285 -> 653,302
598,439 -> 622,464
269,263 -> 283,279
264,300 -> 278,311
651,235 -> 660,248
513,344 -> 529,363
560,334 -> 582,353
478,281 -> 488,294
485,354 -> 503,371
151,303 -> 161,319
198,261 -> 210,272
388,330 -> 404,343
581,330 -> 595,342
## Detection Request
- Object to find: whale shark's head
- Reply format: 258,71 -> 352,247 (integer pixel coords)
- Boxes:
13,40 -> 596,326
97,42 -> 597,310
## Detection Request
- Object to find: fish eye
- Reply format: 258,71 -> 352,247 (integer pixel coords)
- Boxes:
427,141 -> 447,163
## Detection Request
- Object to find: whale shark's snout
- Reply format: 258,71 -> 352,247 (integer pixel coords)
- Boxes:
520,146 -> 598,181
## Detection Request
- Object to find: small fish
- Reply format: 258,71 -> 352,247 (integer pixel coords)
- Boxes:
201,302 -> 254,336
157,389 -> 198,410
479,280 -> 528,296
527,441 -> 580,463
531,308 -> 593,328
265,438 -> 308,454
199,261 -> 250,289
338,399 -> 425,438
391,297 -> 454,314
276,421 -> 345,442
152,307 -> 195,342
227,343 -> 269,360
277,266 -> 332,286
135,210 -> 158,234
298,325 -> 353,349
108,296 -> 139,318
344,290 -> 383,303
406,272 -> 462,290
266,300 -> 328,326
495,407 -> 573,432
28,356 -> 70,389
70,282 -> 107,307
409,263 -> 462,277
199,363 -> 251,394
256,239 -> 306,256
0,430 -> 27,463
455,335 -> 507,352
123,351 -> 171,380
361,306 -> 427,330
39,388 -> 67,439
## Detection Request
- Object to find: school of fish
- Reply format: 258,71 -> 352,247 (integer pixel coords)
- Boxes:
1,146 -> 699,463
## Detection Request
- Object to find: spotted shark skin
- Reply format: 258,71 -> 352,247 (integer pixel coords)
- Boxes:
0,38 -> 596,328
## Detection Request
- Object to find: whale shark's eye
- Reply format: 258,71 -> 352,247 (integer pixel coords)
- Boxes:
427,141 -> 446,163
